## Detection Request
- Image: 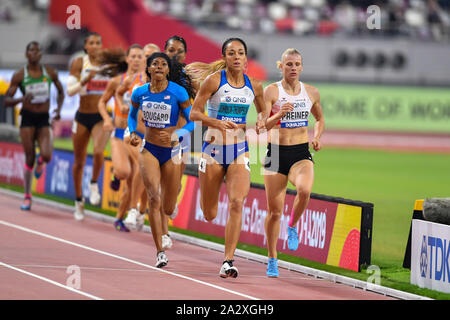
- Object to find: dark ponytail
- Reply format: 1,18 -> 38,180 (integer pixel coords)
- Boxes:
146,52 -> 195,99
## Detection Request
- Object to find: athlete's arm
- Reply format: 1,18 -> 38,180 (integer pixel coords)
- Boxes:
189,72 -> 238,130
4,69 -> 32,106
175,100 -> 196,142
264,84 -> 293,131
250,78 -> 267,133
67,57 -> 97,96
47,66 -> 65,120
98,76 -> 119,131
307,84 -> 324,151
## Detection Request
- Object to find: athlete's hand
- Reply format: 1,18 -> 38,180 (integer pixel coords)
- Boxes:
103,118 -> 114,132
311,138 -> 321,151
216,119 -> 238,131
129,131 -> 141,147
119,102 -> 130,115
278,103 -> 294,118
256,113 -> 266,134
23,92 -> 33,104
52,108 -> 61,121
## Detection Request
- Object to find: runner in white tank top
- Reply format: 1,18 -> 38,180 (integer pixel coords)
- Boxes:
66,32 -> 111,219
263,48 -> 325,278
189,38 -> 267,279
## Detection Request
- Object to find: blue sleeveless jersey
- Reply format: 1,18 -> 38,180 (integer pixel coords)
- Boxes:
131,81 -> 189,129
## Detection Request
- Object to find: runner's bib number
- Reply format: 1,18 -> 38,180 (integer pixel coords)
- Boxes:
141,101 -> 172,128
280,101 -> 309,128
25,82 -> 49,104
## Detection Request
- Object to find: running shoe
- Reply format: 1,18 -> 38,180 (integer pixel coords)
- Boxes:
89,182 -> 101,206
219,260 -> 238,278
287,226 -> 299,251
74,199 -> 85,221
34,155 -> 44,179
156,251 -> 168,268
110,175 -> 120,191
114,219 -> 130,232
162,234 -> 173,250
20,196 -> 32,211
266,258 -> 279,278
136,212 -> 145,232
124,208 -> 138,229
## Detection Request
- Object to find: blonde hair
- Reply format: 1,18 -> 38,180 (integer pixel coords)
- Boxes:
144,43 -> 161,52
185,60 -> 226,83
276,48 -> 302,69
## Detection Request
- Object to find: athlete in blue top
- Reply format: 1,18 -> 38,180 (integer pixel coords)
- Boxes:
128,52 -> 195,268
189,38 -> 266,279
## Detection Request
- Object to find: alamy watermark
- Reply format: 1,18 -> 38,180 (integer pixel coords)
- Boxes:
367,5 -> 381,30
66,5 -> 81,30
66,265 -> 81,289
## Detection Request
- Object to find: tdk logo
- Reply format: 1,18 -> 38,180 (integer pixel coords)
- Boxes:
420,236 -> 428,277
420,235 -> 450,282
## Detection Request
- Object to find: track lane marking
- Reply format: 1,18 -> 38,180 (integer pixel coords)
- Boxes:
0,220 -> 259,300
0,261 -> 102,300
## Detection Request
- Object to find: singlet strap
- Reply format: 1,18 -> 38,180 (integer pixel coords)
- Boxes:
243,73 -> 254,94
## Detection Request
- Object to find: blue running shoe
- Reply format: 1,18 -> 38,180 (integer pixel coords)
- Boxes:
34,155 -> 44,179
20,197 -> 32,211
114,219 -> 130,232
266,258 -> 279,278
287,226 -> 299,251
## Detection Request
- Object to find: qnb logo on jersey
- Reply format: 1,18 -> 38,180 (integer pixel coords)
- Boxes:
420,235 -> 450,282
224,96 -> 247,104
292,101 -> 306,109
147,102 -> 168,110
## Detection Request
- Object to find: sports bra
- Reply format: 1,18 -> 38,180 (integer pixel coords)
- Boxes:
270,81 -> 312,128
79,55 -> 110,96
114,72 -> 145,118
21,64 -> 52,104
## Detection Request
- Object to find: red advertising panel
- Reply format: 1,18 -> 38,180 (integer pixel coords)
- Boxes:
173,175 -> 358,269
0,142 -> 25,186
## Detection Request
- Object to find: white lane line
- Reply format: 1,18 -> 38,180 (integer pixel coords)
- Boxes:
0,261 -> 102,300
0,220 -> 259,300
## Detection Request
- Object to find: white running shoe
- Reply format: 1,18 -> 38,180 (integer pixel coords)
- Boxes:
156,251 -> 168,268
219,260 -> 238,278
169,204 -> 178,220
89,182 -> 101,206
136,212 -> 145,232
162,234 -> 173,250
74,199 -> 85,221
124,208 -> 139,229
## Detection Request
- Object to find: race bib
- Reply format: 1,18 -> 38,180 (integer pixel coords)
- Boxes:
141,101 -> 172,128
216,95 -> 250,124
86,79 -> 108,94
25,82 -> 49,104
280,101 -> 309,128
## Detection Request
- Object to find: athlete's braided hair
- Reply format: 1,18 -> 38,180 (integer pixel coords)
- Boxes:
146,52 -> 195,100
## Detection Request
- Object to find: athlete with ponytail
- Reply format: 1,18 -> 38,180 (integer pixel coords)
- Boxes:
263,48 -> 324,277
189,38 -> 267,278
128,52 -> 196,268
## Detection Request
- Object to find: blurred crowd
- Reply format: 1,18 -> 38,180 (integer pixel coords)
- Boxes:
1,0 -> 449,43
145,0 -> 450,42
